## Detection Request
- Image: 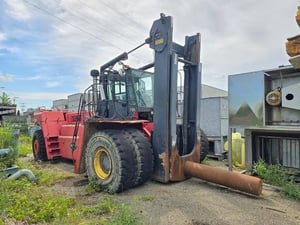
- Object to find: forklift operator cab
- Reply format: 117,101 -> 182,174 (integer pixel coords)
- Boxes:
97,68 -> 154,120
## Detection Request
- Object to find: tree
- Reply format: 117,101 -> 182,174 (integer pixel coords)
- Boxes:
0,92 -> 12,105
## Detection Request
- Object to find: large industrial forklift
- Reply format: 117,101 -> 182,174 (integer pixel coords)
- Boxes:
32,14 -> 262,195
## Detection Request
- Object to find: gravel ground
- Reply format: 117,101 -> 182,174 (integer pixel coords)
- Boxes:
49,159 -> 300,225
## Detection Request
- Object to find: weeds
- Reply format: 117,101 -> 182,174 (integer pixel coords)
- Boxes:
281,180 -> 300,199
0,149 -> 16,170
254,159 -> 300,200
107,203 -> 140,225
17,159 -> 75,185
0,126 -> 17,150
139,195 -> 154,202
86,176 -> 102,194
81,195 -> 141,225
201,157 -> 210,166
18,135 -> 32,157
254,159 -> 287,186
83,195 -> 116,216
0,126 -> 18,169
0,178 -> 76,224
0,130 -> 141,224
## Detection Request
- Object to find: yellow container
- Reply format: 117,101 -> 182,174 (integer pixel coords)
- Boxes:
224,133 -> 245,169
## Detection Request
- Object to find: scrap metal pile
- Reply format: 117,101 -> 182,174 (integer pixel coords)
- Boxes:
286,7 -> 300,68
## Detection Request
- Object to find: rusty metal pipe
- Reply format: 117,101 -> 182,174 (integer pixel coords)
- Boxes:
184,161 -> 262,196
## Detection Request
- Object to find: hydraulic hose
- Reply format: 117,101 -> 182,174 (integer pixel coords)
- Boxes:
8,169 -> 37,182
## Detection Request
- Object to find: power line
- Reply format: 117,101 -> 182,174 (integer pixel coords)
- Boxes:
53,1 -> 137,46
23,0 -> 123,51
99,0 -> 145,29
23,0 -> 152,64
77,0 -> 145,32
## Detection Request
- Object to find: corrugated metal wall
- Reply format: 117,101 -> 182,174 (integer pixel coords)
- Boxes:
255,135 -> 300,169
200,97 -> 228,156
283,138 -> 300,168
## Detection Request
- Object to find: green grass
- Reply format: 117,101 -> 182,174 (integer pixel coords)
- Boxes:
139,195 -> 154,202
0,126 -> 18,169
0,178 -> 76,224
201,157 -> 210,165
0,132 -> 142,224
254,159 -> 287,186
0,158 -> 78,224
0,163 -> 141,224
254,159 -> 300,200
83,195 -> 116,216
18,135 -> 32,157
0,126 -> 16,150
107,203 -> 140,225
17,159 -> 75,185
281,180 -> 300,199
86,176 -> 103,194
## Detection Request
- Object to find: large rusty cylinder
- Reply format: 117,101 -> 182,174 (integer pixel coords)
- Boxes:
286,35 -> 300,57
183,161 -> 262,196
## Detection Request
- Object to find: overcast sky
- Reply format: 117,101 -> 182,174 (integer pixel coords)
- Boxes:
1,0 -> 300,110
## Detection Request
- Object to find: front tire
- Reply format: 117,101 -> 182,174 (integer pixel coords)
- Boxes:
85,130 -> 137,193
124,128 -> 153,186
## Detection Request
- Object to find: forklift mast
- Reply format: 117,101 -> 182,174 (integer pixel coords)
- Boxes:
149,14 -> 201,182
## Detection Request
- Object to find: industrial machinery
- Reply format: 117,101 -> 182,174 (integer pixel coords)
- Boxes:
228,7 -> 300,171
229,65 -> 300,170
32,14 -> 262,195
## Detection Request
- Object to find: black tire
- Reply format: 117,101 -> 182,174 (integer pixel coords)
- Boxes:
32,129 -> 48,161
85,130 -> 137,193
200,129 -> 209,162
123,128 -> 153,186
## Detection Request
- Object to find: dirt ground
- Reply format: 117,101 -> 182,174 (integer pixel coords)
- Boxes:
46,158 -> 300,225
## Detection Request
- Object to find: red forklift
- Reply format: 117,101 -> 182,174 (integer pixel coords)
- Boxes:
32,14 -> 262,195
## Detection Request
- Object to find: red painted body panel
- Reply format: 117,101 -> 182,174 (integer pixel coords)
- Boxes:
59,123 -> 85,172
33,111 -> 67,159
142,122 -> 153,138
33,110 -> 153,173
33,110 -> 86,172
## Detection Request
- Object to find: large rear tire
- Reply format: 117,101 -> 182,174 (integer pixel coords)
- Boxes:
85,130 -> 137,193
32,129 -> 48,161
124,128 -> 153,186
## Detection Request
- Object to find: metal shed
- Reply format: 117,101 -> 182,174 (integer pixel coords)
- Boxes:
200,96 -> 228,158
228,65 -> 300,170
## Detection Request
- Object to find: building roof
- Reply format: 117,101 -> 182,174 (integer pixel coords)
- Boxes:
201,84 -> 227,98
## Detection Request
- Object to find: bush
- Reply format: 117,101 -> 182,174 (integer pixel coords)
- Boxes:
254,159 -> 287,186
0,126 -> 18,169
281,179 -> 300,199
254,159 -> 300,200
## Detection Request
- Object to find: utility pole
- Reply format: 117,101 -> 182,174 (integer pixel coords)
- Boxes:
13,96 -> 19,104
20,103 -> 26,114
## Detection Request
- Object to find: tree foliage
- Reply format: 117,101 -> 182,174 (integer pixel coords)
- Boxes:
0,92 -> 12,105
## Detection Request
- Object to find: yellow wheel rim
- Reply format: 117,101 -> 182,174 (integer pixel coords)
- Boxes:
94,148 -> 112,180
